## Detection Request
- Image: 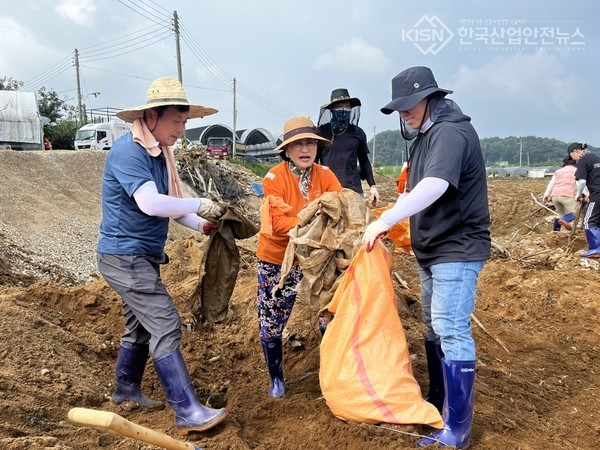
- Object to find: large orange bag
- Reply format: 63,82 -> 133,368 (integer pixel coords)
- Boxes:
319,242 -> 443,428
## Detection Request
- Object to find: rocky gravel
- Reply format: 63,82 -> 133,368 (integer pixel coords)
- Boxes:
0,148 -> 262,286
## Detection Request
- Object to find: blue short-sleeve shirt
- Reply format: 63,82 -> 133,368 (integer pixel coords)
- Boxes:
97,132 -> 169,255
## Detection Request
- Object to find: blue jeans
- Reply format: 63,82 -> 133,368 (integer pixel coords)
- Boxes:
419,261 -> 485,361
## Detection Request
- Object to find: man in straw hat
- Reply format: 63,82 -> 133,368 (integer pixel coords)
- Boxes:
97,77 -> 228,433
362,66 -> 490,449
316,88 -> 379,206
256,117 -> 342,398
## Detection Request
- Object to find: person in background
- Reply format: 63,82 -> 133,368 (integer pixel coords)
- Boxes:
542,143 -> 585,231
316,88 -> 379,206
44,137 -> 52,150
257,117 -> 342,398
362,66 -> 490,449
97,77 -> 228,434
575,144 -> 600,258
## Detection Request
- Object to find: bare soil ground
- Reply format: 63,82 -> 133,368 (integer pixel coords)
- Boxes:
0,150 -> 598,450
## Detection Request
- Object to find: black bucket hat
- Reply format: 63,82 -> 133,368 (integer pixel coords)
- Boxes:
322,88 -> 362,109
381,66 -> 453,115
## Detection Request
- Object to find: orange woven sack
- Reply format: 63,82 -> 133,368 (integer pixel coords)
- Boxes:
371,206 -> 412,255
319,242 -> 442,428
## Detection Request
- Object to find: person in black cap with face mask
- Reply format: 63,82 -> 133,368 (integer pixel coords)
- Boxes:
316,88 -> 379,206
362,66 -> 490,449
574,143 -> 600,257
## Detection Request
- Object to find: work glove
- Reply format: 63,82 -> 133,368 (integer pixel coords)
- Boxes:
369,185 -> 379,207
197,198 -> 223,222
362,218 -> 391,252
576,194 -> 587,202
198,219 -> 218,236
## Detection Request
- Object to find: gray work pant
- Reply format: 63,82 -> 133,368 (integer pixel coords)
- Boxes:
97,253 -> 182,359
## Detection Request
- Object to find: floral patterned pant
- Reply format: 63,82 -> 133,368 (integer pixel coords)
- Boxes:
257,259 -> 303,339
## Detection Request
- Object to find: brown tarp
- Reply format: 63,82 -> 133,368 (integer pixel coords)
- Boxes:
196,205 -> 259,323
278,188 -> 370,312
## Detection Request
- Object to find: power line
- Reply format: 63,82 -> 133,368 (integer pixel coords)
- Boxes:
134,0 -> 171,16
80,64 -> 230,93
80,30 -> 173,62
22,55 -> 73,91
179,25 -> 295,119
116,0 -> 171,26
79,24 -> 166,56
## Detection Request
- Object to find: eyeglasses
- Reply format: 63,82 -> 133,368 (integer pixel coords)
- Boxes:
288,139 -> 318,151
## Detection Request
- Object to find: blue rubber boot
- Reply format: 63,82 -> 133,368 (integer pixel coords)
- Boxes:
423,339 -> 445,413
260,336 -> 286,398
111,343 -> 162,409
581,227 -> 600,258
417,359 -> 476,449
558,212 -> 576,230
552,218 -> 561,231
154,348 -> 228,434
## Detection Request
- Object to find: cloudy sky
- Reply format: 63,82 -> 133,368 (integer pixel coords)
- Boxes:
1,0 -> 597,146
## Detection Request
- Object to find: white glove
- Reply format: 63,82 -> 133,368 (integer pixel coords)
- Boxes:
197,198 -> 223,222
362,219 -> 391,252
369,185 -> 379,207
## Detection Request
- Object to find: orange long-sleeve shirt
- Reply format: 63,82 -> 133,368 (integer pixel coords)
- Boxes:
256,162 -> 342,264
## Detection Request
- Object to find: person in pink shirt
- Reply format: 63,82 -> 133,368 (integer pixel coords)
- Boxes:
543,143 -> 586,230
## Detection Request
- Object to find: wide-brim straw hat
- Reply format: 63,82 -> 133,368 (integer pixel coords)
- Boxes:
381,66 -> 452,114
116,77 -> 218,123
321,88 -> 361,109
273,117 -> 331,152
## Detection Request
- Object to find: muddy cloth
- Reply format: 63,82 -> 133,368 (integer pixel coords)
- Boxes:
278,189 -> 370,312
195,205 -> 259,323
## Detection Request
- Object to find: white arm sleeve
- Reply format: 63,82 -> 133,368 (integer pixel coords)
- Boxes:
576,179 -> 587,197
544,176 -> 556,198
174,213 -> 204,231
133,181 -> 201,218
379,177 -> 449,227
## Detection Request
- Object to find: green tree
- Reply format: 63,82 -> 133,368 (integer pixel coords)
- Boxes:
45,120 -> 79,150
0,76 -> 23,90
368,130 -> 411,167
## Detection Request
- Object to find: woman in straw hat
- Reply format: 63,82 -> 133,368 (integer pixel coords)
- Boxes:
256,117 -> 342,398
97,77 -> 228,433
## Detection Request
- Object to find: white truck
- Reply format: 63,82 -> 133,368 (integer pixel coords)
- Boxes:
74,120 -> 131,150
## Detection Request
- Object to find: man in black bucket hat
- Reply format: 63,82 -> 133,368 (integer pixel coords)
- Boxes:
363,66 -> 491,449
316,88 -> 379,206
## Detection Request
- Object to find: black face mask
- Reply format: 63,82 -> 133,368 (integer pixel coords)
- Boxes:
330,109 -> 351,130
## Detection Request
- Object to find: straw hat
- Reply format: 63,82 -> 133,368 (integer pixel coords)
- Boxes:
273,117 -> 331,152
116,77 -> 218,123
321,88 -> 361,109
381,66 -> 452,114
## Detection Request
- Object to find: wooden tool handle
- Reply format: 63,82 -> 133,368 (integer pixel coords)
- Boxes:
68,407 -> 199,450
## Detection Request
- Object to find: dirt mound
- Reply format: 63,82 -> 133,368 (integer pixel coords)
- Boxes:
0,151 -> 598,449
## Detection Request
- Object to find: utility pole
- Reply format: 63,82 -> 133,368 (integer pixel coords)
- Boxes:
173,11 -> 185,147
173,11 -> 183,83
74,49 -> 83,125
232,78 -> 237,158
519,139 -> 523,167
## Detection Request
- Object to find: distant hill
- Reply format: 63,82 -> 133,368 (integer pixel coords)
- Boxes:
368,131 -> 595,167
